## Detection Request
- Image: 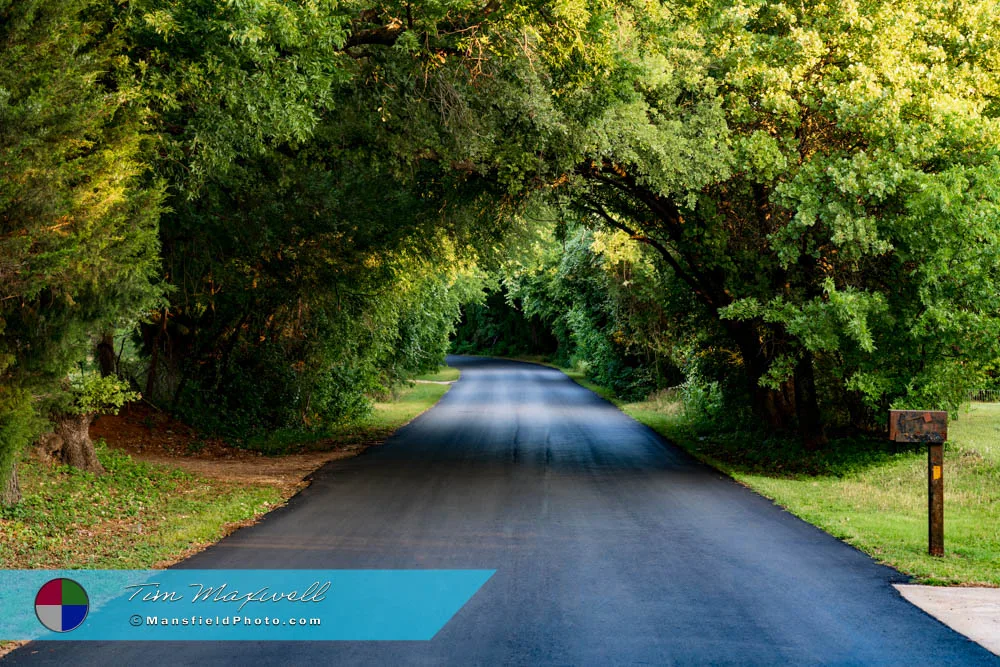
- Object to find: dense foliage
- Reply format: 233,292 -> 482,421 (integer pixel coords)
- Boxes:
1,0 -> 512,498
0,0 -> 163,498
3,0 -> 1000,502
451,287 -> 558,359
432,0 -> 1000,444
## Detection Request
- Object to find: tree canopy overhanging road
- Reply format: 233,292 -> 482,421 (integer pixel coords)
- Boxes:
6,1 -> 1000,503
8,358 -> 994,665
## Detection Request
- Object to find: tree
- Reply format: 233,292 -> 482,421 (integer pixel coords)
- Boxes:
100,0 -> 515,438
0,0 -> 163,503
507,224 -> 688,399
416,0 -> 1000,443
37,374 -> 138,474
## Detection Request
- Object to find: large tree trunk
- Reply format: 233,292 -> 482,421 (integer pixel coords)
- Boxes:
145,308 -> 168,398
1,463 -> 21,506
750,382 -> 796,431
725,319 -> 828,444
97,331 -> 117,377
725,320 -> 797,430
794,352 -> 828,449
53,413 -> 104,474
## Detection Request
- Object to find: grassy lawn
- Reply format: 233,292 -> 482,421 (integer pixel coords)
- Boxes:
556,363 -> 1000,586
0,442 -> 282,569
0,379 -> 453,653
735,406 -> 1000,587
0,379 -> 454,570
413,365 -> 461,383
372,380 -> 453,420
301,380 -> 452,450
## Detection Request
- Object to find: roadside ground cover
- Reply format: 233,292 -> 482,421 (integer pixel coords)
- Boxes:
414,366 -> 461,383
0,373 -> 454,570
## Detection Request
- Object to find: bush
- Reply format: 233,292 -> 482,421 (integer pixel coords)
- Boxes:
66,374 -> 140,416
311,366 -> 374,425
0,387 -> 43,492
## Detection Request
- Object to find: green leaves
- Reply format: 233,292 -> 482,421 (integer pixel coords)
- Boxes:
67,374 -> 140,417
111,0 -> 352,188
476,0 -> 1000,432
1,0 -> 164,485
720,281 -> 885,359
5,0 -> 1000,462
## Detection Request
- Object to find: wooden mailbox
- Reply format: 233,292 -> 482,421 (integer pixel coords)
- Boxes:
888,409 -> 948,557
888,410 -> 947,443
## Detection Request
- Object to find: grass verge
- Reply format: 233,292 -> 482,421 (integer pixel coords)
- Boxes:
414,366 -> 461,383
0,441 -> 282,570
555,364 -> 1000,586
0,377 -> 456,653
304,379 -> 453,451
1,379 -> 454,570
372,380 -> 453,423
244,379 -> 454,455
1,381 -> 450,569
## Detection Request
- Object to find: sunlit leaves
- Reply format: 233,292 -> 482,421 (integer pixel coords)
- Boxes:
467,0 -> 1000,423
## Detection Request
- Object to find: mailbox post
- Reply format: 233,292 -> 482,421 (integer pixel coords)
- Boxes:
888,410 -> 948,557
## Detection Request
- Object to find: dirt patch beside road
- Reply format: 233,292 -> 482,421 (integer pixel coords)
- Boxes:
90,404 -> 367,494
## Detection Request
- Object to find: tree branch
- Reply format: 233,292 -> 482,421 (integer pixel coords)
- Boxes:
343,1 -> 503,50
578,161 -> 732,309
583,201 -> 719,310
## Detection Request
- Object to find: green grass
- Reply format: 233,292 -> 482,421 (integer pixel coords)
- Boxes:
729,406 -> 1000,586
413,365 -> 461,383
556,366 -> 1000,586
0,441 -> 281,569
559,367 -> 618,402
0,379 -> 454,571
0,381 -> 455,653
307,381 -> 452,448
371,380 -> 452,424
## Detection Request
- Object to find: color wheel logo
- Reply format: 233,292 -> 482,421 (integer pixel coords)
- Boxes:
35,578 -> 89,633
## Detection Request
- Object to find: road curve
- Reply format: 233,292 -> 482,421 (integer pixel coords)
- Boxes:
8,356 -> 995,665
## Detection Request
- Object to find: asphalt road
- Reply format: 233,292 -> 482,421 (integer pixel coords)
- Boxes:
9,356 -> 996,665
